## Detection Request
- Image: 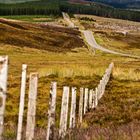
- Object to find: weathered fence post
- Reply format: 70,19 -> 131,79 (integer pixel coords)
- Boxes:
92,90 -> 96,109
46,82 -> 57,140
95,88 -> 98,107
59,86 -> 70,138
84,88 -> 88,115
69,87 -> 76,129
98,81 -> 103,100
79,88 -> 84,123
17,64 -> 27,140
26,73 -> 38,140
0,56 -> 8,139
89,89 -> 93,109
101,77 -> 105,96
97,84 -> 101,100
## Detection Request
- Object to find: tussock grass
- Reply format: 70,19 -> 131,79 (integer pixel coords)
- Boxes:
113,67 -> 140,81
39,64 -> 106,78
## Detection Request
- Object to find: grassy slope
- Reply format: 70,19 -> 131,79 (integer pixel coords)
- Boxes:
0,18 -> 140,139
0,19 -> 102,139
0,19 -> 84,52
64,14 -> 140,140
75,14 -> 140,56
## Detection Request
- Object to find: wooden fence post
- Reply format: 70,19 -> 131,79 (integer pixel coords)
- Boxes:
69,87 -> 76,129
98,81 -> 102,99
84,88 -> 88,115
46,82 -> 57,140
89,89 -> 93,109
59,86 -> 70,138
101,76 -> 105,95
26,73 -> 38,140
95,88 -> 98,107
97,84 -> 100,100
79,88 -> 84,123
92,90 -> 96,109
0,56 -> 8,139
17,64 -> 27,140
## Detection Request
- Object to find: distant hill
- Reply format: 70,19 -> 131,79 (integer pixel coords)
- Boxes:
86,0 -> 140,9
0,0 -> 39,3
95,0 -> 140,3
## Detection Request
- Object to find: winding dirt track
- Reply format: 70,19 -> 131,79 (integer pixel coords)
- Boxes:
62,12 -> 75,28
82,30 -> 140,59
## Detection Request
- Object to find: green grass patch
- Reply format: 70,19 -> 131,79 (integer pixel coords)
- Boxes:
0,15 -> 56,22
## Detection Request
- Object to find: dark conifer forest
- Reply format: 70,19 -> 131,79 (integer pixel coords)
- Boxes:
0,0 -> 140,22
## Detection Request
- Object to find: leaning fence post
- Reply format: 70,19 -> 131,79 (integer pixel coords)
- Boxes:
46,82 -> 57,140
0,56 -> 8,139
17,64 -> 27,140
79,88 -> 84,123
26,73 -> 38,140
69,87 -> 76,129
59,86 -> 70,138
84,88 -> 88,115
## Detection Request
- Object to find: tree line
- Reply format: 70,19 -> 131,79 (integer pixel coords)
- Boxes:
60,2 -> 140,22
0,0 -> 140,22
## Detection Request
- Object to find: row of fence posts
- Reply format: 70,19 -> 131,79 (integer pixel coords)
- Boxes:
0,56 -> 114,140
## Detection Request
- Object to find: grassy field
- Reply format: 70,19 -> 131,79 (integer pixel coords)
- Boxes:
0,17 -> 140,139
93,33 -> 140,56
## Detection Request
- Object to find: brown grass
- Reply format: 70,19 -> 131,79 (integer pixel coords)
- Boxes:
0,19 -> 84,52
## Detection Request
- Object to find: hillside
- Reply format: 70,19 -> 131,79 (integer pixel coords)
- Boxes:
0,18 -> 83,52
89,0 -> 140,4
0,17 -> 140,139
87,0 -> 140,9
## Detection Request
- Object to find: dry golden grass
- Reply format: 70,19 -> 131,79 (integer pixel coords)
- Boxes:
113,67 -> 140,81
94,33 -> 140,56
